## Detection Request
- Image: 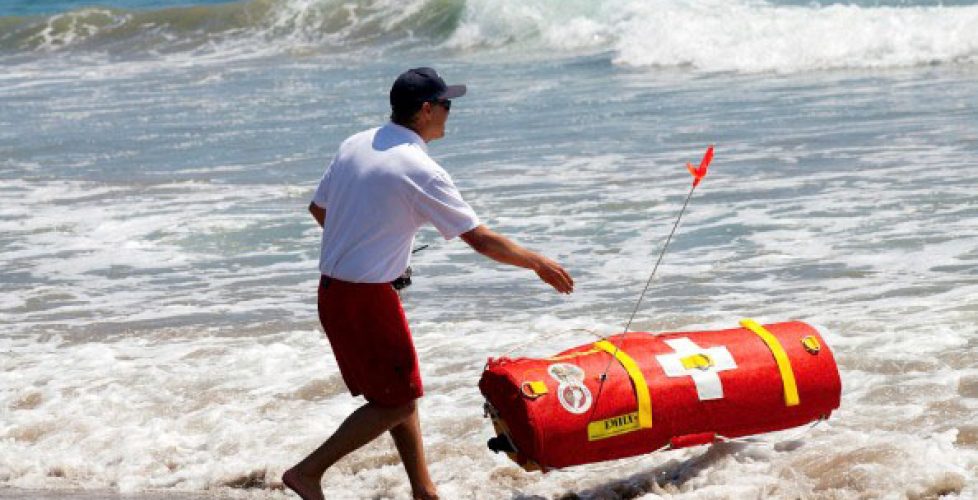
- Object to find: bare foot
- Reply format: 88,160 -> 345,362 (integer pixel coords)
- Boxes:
412,488 -> 439,500
282,467 -> 325,500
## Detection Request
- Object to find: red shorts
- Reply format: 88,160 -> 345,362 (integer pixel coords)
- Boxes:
317,275 -> 423,407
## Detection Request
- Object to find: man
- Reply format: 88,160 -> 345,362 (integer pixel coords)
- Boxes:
283,67 -> 574,500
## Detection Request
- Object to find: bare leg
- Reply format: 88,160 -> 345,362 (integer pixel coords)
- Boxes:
284,400 -> 416,500
389,408 -> 438,499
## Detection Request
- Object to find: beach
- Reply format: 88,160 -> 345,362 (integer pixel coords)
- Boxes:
2,0 -> 977,498
0,489 -> 212,499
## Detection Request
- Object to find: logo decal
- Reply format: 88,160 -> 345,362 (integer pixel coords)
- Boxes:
587,412 -> 641,441
547,363 -> 583,384
548,363 -> 592,414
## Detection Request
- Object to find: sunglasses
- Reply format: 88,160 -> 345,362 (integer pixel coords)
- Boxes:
430,99 -> 451,111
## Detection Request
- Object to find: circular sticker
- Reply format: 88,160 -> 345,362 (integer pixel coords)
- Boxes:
548,363 -> 585,385
557,382 -> 593,414
548,363 -> 592,414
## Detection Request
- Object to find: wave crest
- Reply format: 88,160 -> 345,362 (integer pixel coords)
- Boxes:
1,0 -> 977,73
0,0 -> 465,55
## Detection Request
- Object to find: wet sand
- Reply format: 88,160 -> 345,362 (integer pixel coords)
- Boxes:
0,489 -> 217,499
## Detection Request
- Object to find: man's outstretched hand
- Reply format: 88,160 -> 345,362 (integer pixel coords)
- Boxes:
531,254 -> 574,294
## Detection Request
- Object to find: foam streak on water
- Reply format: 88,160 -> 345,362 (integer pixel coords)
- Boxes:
2,5 -> 978,499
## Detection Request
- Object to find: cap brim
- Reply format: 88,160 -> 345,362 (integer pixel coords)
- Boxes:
441,84 -> 466,99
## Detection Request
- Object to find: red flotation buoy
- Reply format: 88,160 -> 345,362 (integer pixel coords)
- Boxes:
479,320 -> 841,471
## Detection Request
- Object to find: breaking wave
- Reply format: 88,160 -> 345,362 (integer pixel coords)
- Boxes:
1,0 -> 977,72
0,0 -> 464,57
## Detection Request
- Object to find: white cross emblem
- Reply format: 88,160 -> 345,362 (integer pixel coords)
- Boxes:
655,337 -> 737,401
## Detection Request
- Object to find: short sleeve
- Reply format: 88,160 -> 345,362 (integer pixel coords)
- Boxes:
311,158 -> 334,208
414,172 -> 480,240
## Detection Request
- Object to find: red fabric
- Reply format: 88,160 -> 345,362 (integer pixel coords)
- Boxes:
670,432 -> 715,449
317,276 -> 422,407
686,145 -> 714,187
480,321 -> 841,470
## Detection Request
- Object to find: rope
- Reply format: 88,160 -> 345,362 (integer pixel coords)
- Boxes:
590,184 -> 698,414
494,329 -> 590,359
619,186 -> 697,340
484,328 -> 603,371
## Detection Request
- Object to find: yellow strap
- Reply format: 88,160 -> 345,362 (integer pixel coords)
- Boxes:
547,348 -> 600,361
740,319 -> 800,407
593,340 -> 653,429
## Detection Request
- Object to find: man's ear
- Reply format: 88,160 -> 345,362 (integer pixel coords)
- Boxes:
415,102 -> 432,126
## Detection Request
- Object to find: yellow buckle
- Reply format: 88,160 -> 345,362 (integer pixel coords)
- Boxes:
520,380 -> 548,399
680,353 -> 714,370
801,335 -> 821,354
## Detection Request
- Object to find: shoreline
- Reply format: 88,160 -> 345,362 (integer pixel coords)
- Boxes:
0,488 -> 222,499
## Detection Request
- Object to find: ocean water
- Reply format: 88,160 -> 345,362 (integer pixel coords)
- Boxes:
2,0 -> 977,498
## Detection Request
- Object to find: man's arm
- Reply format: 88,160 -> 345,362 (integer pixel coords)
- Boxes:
308,202 -> 325,228
460,225 -> 574,294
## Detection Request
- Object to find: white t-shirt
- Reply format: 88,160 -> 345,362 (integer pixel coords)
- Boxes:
311,122 -> 480,283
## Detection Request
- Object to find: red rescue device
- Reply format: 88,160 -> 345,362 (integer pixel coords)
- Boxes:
480,320 -> 841,471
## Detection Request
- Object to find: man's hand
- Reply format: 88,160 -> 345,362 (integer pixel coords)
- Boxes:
461,225 -> 574,294
530,254 -> 574,294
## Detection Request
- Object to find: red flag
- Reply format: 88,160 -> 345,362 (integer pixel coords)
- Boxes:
686,145 -> 714,187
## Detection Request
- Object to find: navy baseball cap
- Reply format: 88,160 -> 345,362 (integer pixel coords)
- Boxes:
390,67 -> 466,108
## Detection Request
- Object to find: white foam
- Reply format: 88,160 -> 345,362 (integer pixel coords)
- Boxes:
0,179 -> 322,335
612,1 -> 978,72
25,8 -> 133,53
444,0 -> 978,73
8,316 -> 972,498
445,0 -> 613,52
